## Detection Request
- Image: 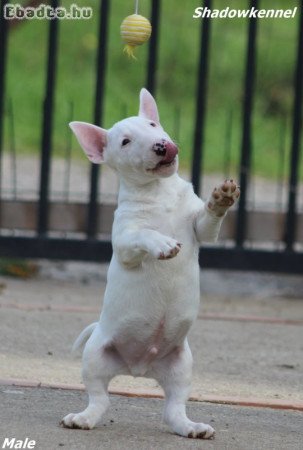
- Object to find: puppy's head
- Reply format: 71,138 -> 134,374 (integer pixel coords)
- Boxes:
70,89 -> 178,182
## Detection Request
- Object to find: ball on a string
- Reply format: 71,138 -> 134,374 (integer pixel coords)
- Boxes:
120,14 -> 152,59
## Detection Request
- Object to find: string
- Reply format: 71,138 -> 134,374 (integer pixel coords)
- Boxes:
134,0 -> 139,14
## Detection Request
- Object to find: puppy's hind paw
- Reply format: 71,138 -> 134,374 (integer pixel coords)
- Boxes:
170,419 -> 215,439
60,413 -> 94,430
190,423 -> 215,439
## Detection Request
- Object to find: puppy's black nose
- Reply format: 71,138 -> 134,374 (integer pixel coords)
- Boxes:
153,140 -> 166,156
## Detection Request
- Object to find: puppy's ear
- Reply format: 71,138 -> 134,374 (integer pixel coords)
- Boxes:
139,88 -> 160,124
69,121 -> 107,164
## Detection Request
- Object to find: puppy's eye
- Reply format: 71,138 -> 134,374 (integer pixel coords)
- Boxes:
150,122 -> 156,127
122,138 -> 131,146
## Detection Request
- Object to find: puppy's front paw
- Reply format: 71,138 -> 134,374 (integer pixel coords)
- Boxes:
207,179 -> 240,217
158,240 -> 182,260
148,236 -> 182,260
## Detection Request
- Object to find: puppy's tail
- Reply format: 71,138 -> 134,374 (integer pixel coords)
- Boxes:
71,322 -> 98,356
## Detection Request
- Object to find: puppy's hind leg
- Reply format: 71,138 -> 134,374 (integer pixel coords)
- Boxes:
149,339 -> 215,439
61,325 -> 126,430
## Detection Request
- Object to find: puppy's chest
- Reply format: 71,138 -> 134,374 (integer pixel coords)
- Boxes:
147,200 -> 193,237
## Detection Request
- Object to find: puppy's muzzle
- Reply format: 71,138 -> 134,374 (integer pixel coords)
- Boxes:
153,140 -> 178,164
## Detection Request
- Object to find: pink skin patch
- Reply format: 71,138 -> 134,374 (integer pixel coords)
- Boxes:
161,142 -> 178,164
149,346 -> 158,356
146,318 -> 165,355
107,317 -> 166,371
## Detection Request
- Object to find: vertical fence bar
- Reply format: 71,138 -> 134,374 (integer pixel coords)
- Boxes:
235,0 -> 258,247
146,0 -> 160,95
174,107 -> 181,145
0,1 -> 9,196
191,0 -> 212,196
8,98 -> 17,199
64,100 -> 74,201
223,108 -> 233,179
86,0 -> 110,238
37,0 -> 59,235
284,5 -> 303,250
275,114 -> 287,211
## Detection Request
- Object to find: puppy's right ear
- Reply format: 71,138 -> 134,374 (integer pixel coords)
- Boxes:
139,88 -> 160,124
69,121 -> 107,164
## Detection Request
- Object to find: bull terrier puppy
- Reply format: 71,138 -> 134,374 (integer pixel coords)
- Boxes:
61,88 -> 240,439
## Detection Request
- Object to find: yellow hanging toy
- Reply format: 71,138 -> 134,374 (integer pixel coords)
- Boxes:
120,0 -> 152,59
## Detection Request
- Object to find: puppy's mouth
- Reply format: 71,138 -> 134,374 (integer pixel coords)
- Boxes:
156,156 -> 177,169
148,156 -> 177,172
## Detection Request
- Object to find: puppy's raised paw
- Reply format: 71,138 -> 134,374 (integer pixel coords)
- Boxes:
148,236 -> 181,261
158,241 -> 182,260
207,179 -> 240,217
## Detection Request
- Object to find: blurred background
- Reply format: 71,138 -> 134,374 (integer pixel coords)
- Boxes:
0,0 -> 302,271
2,0 -> 300,173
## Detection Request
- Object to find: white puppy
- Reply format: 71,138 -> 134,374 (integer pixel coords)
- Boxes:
61,88 -> 240,439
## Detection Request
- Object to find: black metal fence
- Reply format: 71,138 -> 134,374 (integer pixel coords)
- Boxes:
0,0 -> 302,273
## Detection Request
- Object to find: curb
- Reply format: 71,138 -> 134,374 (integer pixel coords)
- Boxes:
1,378 -> 302,412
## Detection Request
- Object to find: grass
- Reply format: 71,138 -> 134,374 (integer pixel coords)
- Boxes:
3,0 -> 302,180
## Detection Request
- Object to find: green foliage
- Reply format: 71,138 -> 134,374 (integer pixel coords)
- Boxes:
0,259 -> 38,278
3,0 -> 301,179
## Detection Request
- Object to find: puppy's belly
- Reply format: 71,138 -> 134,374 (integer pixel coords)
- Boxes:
105,314 -> 193,376
101,254 -> 200,375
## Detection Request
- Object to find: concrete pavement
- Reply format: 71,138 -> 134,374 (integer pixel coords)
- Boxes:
0,261 -> 302,449
1,386 -> 303,450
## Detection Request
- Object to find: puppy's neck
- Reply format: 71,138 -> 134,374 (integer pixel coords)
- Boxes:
118,174 -> 178,205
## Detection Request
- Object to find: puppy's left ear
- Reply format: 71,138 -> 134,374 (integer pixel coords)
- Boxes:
69,121 -> 107,164
139,88 -> 160,124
